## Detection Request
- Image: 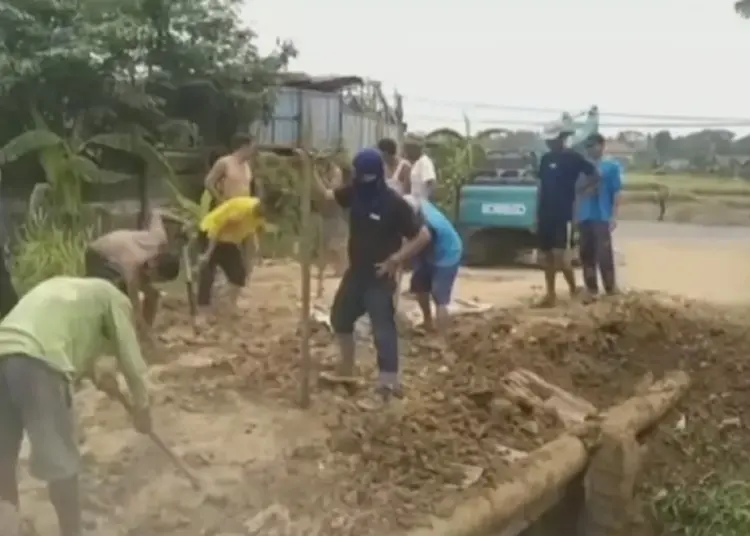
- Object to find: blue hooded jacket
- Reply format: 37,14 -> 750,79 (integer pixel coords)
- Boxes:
350,148 -> 388,219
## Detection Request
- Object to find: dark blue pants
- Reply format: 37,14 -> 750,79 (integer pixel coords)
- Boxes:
578,220 -> 615,293
331,269 -> 398,375
537,218 -> 573,252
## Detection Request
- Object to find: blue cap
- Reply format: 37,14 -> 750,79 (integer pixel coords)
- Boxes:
352,148 -> 384,183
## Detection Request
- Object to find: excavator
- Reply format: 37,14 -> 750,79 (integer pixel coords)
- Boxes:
455,106 -> 599,265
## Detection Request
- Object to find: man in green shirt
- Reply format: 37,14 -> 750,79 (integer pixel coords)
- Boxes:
0,276 -> 152,536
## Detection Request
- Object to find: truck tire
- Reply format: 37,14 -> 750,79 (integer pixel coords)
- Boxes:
462,229 -> 524,266
463,232 -> 494,266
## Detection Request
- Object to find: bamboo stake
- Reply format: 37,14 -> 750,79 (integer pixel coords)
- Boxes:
297,110 -> 314,409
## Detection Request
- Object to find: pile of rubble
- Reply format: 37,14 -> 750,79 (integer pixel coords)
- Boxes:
148,290 -> 750,535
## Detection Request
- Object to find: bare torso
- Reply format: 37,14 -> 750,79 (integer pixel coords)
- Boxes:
215,155 -> 254,201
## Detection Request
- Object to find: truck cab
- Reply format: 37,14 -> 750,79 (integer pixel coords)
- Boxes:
455,170 -> 539,265
455,106 -> 599,266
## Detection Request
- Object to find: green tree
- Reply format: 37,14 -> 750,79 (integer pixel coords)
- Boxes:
736,0 -> 750,17
0,0 -> 295,215
131,0 -> 297,145
653,130 -> 673,165
0,0 -> 295,146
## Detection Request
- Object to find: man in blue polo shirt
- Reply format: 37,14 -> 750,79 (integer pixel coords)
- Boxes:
578,133 -> 622,298
535,129 -> 599,307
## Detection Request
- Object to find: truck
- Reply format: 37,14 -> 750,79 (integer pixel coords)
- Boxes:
455,107 -> 600,266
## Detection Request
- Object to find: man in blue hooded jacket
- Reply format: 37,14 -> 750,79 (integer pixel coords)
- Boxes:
314,148 -> 431,404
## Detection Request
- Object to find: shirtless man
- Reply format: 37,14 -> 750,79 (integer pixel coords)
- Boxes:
85,210 -> 180,335
196,195 -> 266,318
314,157 -> 348,298
202,133 -> 258,288
378,138 -> 411,195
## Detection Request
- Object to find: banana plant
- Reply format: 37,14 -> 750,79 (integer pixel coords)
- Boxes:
0,111 -> 122,216
0,109 -> 178,219
425,115 -> 487,216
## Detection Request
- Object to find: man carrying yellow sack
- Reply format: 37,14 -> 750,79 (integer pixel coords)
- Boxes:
196,195 -> 266,318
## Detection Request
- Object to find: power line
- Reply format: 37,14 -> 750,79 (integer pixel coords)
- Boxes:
403,95 -> 750,123
405,114 -> 750,130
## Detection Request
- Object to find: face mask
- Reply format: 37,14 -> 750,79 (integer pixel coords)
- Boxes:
355,173 -> 379,185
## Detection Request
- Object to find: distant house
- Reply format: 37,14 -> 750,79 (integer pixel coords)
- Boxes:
662,158 -> 691,172
605,139 -> 636,165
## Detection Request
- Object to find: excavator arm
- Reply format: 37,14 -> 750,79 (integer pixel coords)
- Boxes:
533,106 -> 600,156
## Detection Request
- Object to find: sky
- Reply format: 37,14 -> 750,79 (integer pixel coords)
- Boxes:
242,0 -> 750,135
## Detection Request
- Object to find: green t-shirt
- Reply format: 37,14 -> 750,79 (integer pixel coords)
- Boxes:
0,276 -> 149,408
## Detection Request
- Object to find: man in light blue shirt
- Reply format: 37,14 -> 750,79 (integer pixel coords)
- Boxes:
403,195 -> 463,331
578,134 -> 622,297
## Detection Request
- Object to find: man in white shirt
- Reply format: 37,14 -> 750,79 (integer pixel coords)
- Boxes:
403,136 -> 437,202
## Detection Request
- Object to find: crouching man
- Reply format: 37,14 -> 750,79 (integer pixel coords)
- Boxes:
0,276 -> 152,536
315,148 -> 431,405
85,210 -> 180,335
403,195 -> 463,331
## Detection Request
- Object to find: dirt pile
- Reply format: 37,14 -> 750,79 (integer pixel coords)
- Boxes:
290,292 -> 750,533
85,283 -> 750,536
444,293 -> 750,501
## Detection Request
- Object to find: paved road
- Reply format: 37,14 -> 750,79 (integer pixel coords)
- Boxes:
617,220 -> 749,243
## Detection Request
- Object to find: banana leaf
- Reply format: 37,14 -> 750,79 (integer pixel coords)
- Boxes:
0,129 -> 63,165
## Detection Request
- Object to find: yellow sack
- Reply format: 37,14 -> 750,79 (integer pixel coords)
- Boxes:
200,196 -> 264,244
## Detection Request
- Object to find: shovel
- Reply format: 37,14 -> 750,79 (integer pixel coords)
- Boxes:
97,375 -> 203,490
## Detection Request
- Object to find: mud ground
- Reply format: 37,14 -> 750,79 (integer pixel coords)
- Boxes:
16,228 -> 750,535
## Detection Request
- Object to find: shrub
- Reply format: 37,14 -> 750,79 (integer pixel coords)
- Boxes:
651,475 -> 750,536
11,215 -> 97,294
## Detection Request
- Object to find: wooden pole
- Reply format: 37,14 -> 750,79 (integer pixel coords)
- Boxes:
297,111 -> 314,409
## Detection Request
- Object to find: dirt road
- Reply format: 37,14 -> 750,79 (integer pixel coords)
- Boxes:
17,221 -> 750,535
454,221 -> 750,307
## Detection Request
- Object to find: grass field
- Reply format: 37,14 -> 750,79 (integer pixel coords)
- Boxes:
619,172 -> 750,225
626,173 -> 750,196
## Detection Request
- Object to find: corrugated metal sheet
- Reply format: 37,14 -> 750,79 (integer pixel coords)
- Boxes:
342,112 -> 401,152
303,90 -> 341,149
253,87 -> 402,153
252,88 -> 301,146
